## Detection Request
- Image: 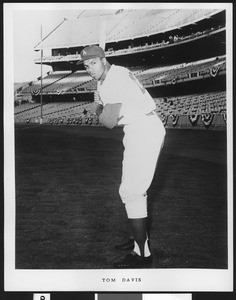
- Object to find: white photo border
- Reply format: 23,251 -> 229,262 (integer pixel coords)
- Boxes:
4,2 -> 233,292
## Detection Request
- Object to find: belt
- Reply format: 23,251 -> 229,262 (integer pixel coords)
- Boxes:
118,111 -> 156,123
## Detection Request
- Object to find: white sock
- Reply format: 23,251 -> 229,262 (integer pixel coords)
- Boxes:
133,240 -> 151,257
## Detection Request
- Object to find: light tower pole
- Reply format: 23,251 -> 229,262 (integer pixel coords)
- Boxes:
35,18 -> 68,125
96,16 -> 107,98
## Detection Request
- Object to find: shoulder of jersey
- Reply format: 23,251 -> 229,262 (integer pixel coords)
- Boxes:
112,64 -> 128,73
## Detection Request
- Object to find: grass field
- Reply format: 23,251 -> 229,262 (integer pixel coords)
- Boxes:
14,124 -> 227,269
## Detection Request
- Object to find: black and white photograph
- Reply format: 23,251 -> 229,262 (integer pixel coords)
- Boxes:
3,2 -> 233,292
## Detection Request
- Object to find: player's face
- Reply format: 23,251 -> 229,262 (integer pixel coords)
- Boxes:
83,57 -> 106,81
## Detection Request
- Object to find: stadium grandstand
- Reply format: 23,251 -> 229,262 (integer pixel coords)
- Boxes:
15,8 -> 226,129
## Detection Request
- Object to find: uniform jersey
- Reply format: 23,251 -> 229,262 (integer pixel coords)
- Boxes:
98,65 -> 156,125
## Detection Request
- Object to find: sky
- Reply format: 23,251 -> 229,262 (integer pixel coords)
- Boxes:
12,7 -> 81,83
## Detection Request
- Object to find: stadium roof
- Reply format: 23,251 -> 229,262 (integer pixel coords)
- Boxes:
34,9 -> 224,50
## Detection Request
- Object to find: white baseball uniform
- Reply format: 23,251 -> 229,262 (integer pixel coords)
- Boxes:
98,65 -> 166,219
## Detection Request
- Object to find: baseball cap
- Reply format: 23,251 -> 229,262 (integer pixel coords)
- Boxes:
76,45 -> 105,65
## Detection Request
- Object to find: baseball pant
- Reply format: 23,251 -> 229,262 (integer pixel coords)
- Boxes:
119,113 -> 166,219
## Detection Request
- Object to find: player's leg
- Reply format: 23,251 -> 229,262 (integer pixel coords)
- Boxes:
114,115 -> 165,268
114,218 -> 134,251
129,217 -> 149,257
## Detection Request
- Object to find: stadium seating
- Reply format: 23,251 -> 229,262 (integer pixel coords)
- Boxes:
154,91 -> 226,117
14,103 -> 41,115
14,90 -> 226,127
21,71 -> 71,94
137,56 -> 226,86
42,71 -> 91,93
15,101 -> 94,123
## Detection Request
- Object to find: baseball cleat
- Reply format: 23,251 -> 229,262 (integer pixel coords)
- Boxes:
114,238 -> 134,251
113,252 -> 153,268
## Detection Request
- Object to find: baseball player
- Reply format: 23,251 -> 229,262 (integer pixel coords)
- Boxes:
77,45 -> 166,268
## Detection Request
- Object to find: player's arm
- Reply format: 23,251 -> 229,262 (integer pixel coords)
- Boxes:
99,103 -> 122,129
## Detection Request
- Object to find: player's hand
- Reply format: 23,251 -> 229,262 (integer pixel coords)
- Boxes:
90,101 -> 103,116
94,91 -> 103,105
95,104 -> 103,116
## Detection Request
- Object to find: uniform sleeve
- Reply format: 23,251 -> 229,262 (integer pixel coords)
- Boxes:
99,103 -> 122,129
